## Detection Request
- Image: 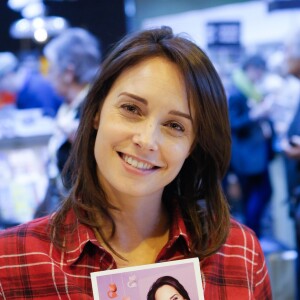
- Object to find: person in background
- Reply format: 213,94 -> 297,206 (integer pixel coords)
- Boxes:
0,26 -> 271,299
147,276 -> 190,300
227,54 -> 274,237
34,27 -> 102,218
0,51 -> 62,117
281,28 -> 300,300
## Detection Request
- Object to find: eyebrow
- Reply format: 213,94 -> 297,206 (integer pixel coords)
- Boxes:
119,92 -> 192,121
118,92 -> 147,105
170,294 -> 178,300
169,110 -> 192,121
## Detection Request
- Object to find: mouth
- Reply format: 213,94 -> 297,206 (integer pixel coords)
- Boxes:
118,152 -> 159,171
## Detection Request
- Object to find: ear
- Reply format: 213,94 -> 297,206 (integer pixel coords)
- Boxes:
93,111 -> 100,129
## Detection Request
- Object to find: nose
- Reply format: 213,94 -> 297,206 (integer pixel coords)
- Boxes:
132,121 -> 159,151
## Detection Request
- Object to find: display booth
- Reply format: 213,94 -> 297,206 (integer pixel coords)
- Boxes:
0,107 -> 54,228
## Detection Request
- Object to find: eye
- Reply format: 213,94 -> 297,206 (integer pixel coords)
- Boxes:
165,121 -> 185,132
120,103 -> 141,115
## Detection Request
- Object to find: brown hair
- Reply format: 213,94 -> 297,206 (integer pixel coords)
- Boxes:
147,276 -> 190,300
51,26 -> 231,260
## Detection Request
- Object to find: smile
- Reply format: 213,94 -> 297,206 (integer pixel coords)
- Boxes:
120,153 -> 156,170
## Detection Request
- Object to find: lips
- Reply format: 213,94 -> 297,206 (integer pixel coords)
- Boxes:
119,153 -> 158,170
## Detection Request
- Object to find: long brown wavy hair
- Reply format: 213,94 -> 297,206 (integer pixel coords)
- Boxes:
51,26 -> 231,260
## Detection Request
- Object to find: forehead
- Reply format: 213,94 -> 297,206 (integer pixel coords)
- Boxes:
155,284 -> 180,298
108,57 -> 194,112
116,57 -> 184,86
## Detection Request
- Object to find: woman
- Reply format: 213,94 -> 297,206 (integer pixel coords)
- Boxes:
0,26 -> 272,299
147,276 -> 190,300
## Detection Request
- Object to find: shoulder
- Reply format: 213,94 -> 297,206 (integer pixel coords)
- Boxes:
0,215 -> 52,254
27,72 -> 51,86
201,219 -> 272,298
225,220 -> 271,293
227,84 -> 247,107
227,83 -> 243,98
226,218 -> 258,245
0,215 -> 51,234
0,213 -> 97,299
219,218 -> 265,260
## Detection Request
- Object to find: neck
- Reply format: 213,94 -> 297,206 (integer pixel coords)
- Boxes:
99,178 -> 166,239
96,195 -> 170,266
109,194 -> 168,242
116,202 -> 168,237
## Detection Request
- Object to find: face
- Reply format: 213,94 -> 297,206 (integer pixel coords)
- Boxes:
284,42 -> 300,78
246,66 -> 265,84
155,284 -> 186,300
47,61 -> 71,99
93,57 -> 194,202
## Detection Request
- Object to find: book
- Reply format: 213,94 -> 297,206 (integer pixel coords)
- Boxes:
91,257 -> 204,300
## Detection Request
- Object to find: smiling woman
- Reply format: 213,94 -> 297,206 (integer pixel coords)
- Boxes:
92,56 -> 194,204
0,26 -> 272,299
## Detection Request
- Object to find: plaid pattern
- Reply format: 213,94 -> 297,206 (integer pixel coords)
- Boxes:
0,208 -> 272,299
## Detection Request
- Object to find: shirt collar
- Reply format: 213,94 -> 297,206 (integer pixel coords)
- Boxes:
156,201 -> 192,261
62,201 -> 192,266
60,210 -> 101,266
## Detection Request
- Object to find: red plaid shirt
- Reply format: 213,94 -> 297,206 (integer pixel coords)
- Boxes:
0,208 -> 272,299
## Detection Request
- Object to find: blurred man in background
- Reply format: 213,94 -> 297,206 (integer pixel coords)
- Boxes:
0,51 -> 62,116
34,27 -> 102,217
227,54 -> 274,237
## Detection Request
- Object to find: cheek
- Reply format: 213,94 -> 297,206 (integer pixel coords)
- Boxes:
94,117 -> 128,158
166,141 -> 191,168
98,116 -> 126,142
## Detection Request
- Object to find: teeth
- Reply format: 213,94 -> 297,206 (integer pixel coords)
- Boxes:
123,154 -> 154,170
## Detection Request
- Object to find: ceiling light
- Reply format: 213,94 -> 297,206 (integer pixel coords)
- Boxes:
10,16 -> 69,41
21,2 -> 46,19
8,0 -> 41,12
33,28 -> 48,43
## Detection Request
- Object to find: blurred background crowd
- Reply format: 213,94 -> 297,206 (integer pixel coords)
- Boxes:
1,0 -> 300,299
